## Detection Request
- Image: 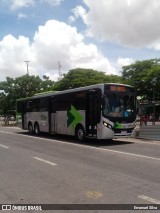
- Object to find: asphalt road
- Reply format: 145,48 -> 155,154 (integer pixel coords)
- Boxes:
0,126 -> 160,212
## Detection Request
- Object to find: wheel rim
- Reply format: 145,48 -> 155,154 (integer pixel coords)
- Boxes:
35,124 -> 39,134
29,124 -> 33,133
77,128 -> 84,140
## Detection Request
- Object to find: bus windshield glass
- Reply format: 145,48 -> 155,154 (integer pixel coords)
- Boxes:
102,93 -> 136,118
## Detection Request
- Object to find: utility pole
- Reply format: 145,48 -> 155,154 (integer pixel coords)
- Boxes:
24,60 -> 30,75
58,61 -> 62,80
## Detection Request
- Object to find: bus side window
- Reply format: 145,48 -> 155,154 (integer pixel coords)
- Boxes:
73,92 -> 86,110
56,94 -> 71,111
32,99 -> 40,112
26,100 -> 32,112
40,98 -> 48,112
50,98 -> 56,113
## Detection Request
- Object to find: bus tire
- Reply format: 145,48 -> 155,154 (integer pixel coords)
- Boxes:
34,123 -> 40,135
28,123 -> 33,134
75,125 -> 85,141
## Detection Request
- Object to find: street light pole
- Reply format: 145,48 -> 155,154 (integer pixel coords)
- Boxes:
24,60 -> 30,75
152,78 -> 156,125
58,61 -> 62,80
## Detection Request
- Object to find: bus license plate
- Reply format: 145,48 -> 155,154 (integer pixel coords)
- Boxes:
121,131 -> 127,134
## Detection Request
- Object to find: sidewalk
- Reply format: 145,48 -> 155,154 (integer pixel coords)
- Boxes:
116,136 -> 160,144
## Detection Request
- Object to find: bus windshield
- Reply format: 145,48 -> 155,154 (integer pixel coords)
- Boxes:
102,93 -> 136,118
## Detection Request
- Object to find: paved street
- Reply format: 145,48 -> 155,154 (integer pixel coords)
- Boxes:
0,126 -> 160,212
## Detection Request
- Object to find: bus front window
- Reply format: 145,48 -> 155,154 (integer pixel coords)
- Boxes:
102,93 -> 135,118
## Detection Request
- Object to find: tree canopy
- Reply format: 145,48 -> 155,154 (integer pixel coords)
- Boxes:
0,74 -> 55,115
122,58 -> 160,101
54,68 -> 122,90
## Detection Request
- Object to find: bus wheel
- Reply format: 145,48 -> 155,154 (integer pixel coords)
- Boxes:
28,123 -> 33,134
75,125 -> 85,141
34,123 -> 40,135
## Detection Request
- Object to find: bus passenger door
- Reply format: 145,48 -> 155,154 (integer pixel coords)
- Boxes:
23,113 -> 27,129
49,97 -> 56,133
86,90 -> 101,137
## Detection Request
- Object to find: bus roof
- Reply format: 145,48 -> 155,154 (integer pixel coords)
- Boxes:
17,83 -> 134,101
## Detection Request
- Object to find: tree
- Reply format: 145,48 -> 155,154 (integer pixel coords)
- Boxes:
0,93 -> 8,115
41,75 -> 55,92
122,58 -> 160,100
0,74 -> 55,115
143,65 -> 160,100
54,68 -> 122,90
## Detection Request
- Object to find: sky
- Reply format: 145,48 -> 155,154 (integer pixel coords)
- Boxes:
0,0 -> 160,82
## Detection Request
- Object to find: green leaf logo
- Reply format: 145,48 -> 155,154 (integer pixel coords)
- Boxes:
67,105 -> 83,128
114,122 -> 123,129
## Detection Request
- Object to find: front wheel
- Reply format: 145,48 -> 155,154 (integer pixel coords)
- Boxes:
75,126 -> 85,141
34,123 -> 40,135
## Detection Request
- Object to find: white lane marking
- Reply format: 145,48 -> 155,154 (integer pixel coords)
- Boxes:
28,137 -> 160,162
0,130 -> 160,162
96,148 -> 160,162
138,195 -> 160,204
0,144 -> 9,149
33,157 -> 57,166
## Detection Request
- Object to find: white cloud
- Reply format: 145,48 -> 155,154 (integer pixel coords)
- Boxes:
2,0 -> 63,10
0,35 -> 37,78
80,0 -> 160,49
0,20 -> 117,81
68,16 -> 76,24
69,6 -> 87,25
44,72 -> 59,81
32,20 -> 116,76
43,0 -> 64,6
149,39 -> 160,50
17,12 -> 27,20
72,5 -> 87,19
32,20 -> 84,71
117,57 -> 134,67
10,0 -> 35,10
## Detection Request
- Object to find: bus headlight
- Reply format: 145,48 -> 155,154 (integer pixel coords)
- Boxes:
103,121 -> 112,129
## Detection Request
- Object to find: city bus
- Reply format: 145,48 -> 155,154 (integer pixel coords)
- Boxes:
16,83 -> 136,140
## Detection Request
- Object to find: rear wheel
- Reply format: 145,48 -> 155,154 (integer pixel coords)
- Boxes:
28,123 -> 33,134
75,125 -> 85,141
34,123 -> 40,135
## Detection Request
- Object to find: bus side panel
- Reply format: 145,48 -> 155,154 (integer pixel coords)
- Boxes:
97,120 -> 114,139
26,112 -> 49,132
50,112 -> 56,133
38,111 -> 49,132
56,111 -> 68,134
66,110 -> 85,136
50,111 -> 73,135
23,113 -> 27,129
54,110 -> 86,136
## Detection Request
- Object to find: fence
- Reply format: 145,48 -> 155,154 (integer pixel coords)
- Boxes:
0,117 -> 16,126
